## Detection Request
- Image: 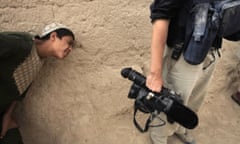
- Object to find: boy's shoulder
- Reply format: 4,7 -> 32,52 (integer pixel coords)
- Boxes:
0,31 -> 33,40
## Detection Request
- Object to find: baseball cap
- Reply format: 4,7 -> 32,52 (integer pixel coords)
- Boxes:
39,22 -> 70,38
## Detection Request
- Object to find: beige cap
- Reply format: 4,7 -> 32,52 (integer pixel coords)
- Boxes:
39,23 -> 69,38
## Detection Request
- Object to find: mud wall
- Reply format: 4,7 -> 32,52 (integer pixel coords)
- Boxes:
1,1 -> 240,144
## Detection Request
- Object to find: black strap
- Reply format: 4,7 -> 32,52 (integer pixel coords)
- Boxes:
193,0 -> 216,4
133,107 -> 152,133
133,107 -> 167,133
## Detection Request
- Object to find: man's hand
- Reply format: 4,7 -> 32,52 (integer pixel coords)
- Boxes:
0,114 -> 18,139
0,101 -> 18,139
146,72 -> 163,92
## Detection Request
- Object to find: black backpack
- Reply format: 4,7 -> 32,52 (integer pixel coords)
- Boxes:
169,0 -> 240,65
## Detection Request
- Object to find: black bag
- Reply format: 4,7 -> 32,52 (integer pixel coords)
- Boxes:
221,0 -> 240,38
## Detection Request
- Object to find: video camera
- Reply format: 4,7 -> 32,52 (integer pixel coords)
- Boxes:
121,67 -> 198,132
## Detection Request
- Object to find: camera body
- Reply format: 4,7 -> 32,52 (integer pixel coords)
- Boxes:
128,82 -> 183,115
121,67 -> 198,131
122,67 -> 182,114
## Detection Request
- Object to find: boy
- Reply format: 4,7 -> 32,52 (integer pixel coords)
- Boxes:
0,23 -> 75,144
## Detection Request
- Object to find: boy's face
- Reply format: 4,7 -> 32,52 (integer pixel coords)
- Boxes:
50,32 -> 74,59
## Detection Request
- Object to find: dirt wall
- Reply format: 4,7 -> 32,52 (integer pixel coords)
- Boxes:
0,1 -> 240,144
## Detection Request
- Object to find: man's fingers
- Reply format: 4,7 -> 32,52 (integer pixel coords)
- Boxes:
0,131 -> 5,139
1,128 -> 7,139
146,75 -> 153,88
146,74 -> 163,92
151,85 -> 161,92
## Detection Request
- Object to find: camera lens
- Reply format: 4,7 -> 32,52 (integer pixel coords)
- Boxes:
128,84 -> 141,99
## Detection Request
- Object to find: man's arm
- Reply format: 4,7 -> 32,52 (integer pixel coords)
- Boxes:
146,0 -> 183,92
146,19 -> 170,92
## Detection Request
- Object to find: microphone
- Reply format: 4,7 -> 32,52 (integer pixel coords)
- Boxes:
164,99 -> 198,129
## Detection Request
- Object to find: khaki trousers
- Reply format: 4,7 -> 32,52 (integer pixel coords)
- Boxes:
149,47 -> 220,144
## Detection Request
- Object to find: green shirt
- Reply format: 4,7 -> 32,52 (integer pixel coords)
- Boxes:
0,32 -> 43,113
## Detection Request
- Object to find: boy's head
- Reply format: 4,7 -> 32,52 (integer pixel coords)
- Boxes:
36,23 -> 75,59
